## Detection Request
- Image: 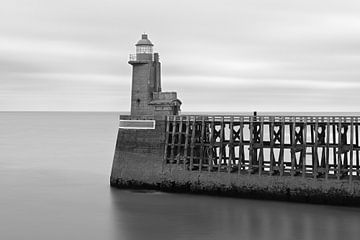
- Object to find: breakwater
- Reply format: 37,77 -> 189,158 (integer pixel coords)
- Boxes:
111,34 -> 360,205
110,114 -> 360,206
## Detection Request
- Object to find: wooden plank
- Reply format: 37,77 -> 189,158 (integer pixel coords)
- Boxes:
189,117 -> 196,171
176,117 -> 183,165
228,116 -> 234,173
208,116 -> 215,172
183,116 -> 190,169
199,116 -> 206,172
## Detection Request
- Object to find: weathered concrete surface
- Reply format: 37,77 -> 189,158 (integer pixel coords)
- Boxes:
110,119 -> 360,206
110,118 -> 165,184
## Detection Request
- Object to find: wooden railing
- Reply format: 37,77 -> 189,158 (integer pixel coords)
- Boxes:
163,115 -> 360,183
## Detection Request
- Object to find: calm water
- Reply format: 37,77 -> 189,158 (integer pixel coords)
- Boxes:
1,112 -> 360,240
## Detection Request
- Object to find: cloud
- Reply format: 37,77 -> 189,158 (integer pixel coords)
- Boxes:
1,0 -> 360,111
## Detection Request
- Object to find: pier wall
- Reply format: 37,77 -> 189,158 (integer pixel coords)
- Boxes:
111,116 -> 165,185
110,115 -> 360,206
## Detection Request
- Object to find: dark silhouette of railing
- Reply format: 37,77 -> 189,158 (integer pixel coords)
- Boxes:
163,115 -> 360,183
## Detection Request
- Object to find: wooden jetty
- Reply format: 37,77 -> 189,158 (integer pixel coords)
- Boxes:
164,115 -> 360,184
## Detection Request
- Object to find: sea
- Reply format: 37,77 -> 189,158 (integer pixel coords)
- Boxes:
1,111 -> 360,240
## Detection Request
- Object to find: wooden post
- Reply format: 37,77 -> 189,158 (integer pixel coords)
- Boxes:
302,118 -> 307,178
228,116 -> 234,173
310,119 -> 315,170
325,119 -> 330,180
238,116 -> 244,175
313,118 -> 319,178
337,120 -> 342,180
190,117 -> 196,171
258,117 -> 264,176
183,116 -> 190,169
332,120 -> 337,176
176,117 -> 183,165
270,117 -> 275,175
218,116 -> 224,172
209,116 -> 215,172
199,116 -> 205,172
291,118 -> 296,176
249,118 -> 254,174
280,117 -> 285,177
170,116 -> 177,163
349,118 -> 354,183
356,121 -> 359,176
163,116 -> 171,166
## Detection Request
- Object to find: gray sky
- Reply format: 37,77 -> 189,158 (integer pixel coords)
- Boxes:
1,0 -> 360,112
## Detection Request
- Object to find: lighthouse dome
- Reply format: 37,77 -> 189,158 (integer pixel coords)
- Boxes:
135,34 -> 154,46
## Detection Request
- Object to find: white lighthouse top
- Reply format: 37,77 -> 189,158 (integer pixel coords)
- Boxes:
135,34 -> 154,46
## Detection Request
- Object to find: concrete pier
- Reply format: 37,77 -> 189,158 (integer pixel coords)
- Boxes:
111,115 -> 360,206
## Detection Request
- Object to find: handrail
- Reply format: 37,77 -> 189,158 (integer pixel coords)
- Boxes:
166,115 -> 360,123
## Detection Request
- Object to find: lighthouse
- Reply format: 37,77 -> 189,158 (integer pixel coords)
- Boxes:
128,34 -> 181,117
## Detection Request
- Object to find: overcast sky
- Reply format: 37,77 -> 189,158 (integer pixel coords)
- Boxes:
1,0 -> 360,112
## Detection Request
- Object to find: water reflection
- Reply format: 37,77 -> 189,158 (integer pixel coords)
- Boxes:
110,189 -> 360,240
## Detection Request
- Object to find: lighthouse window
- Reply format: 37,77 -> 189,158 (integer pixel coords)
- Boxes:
136,46 -> 153,54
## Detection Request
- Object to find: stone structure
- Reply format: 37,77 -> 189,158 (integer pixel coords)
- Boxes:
129,34 -> 181,117
111,35 -> 360,206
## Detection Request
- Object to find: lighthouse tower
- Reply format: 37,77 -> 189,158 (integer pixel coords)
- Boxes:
128,34 -> 181,117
